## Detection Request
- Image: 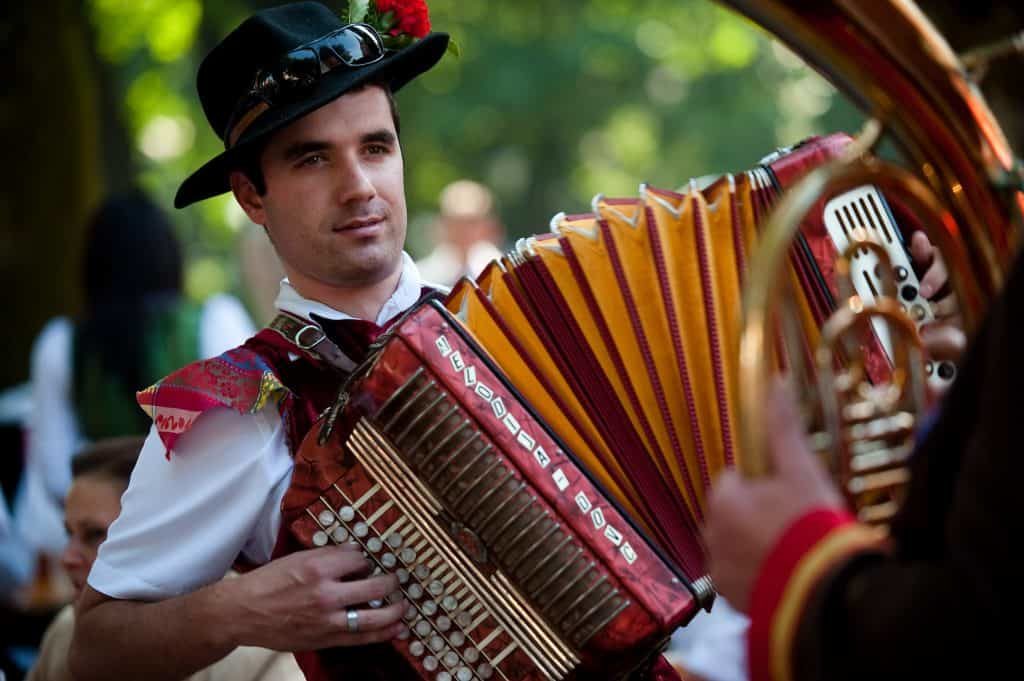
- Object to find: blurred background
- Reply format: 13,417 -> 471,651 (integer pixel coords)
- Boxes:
2,0 -> 1022,677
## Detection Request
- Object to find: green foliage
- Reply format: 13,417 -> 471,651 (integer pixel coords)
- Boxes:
86,0 -> 862,301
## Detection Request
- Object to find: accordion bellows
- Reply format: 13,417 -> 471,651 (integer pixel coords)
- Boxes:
444,179 -> 761,580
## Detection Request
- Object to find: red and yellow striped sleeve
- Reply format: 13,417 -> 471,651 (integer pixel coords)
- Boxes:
747,508 -> 888,681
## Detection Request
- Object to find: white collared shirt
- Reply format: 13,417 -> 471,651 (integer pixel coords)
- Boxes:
89,255 -> 426,600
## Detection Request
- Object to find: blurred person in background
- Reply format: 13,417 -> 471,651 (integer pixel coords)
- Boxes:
26,435 -> 303,681
239,222 -> 288,326
17,190 -> 254,586
415,179 -> 505,288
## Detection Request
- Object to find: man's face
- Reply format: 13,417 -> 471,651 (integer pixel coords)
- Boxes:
237,86 -> 407,290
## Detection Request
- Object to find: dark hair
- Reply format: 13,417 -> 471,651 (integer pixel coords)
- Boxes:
74,191 -> 186,437
71,435 -> 145,486
235,82 -> 401,196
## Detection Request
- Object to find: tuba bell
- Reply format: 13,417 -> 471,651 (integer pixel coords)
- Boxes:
722,0 -> 1024,523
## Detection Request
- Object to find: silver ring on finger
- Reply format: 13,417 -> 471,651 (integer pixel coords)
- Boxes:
346,608 -> 360,633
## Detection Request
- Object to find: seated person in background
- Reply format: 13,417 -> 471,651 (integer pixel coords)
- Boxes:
27,436 -> 303,681
415,179 -> 505,288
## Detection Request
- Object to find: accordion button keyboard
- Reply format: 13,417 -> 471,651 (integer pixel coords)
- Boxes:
353,522 -> 369,538
408,583 -> 424,599
312,531 -> 328,547
422,600 -> 438,616
476,663 -> 493,679
317,510 -> 334,525
442,651 -> 459,667
404,605 -> 418,621
387,532 -> 403,548
436,615 -> 451,631
458,667 -> 475,681
397,567 -> 410,584
441,595 -> 458,611
330,526 -> 348,543
381,552 -> 397,568
409,641 -> 425,657
366,537 -> 383,552
338,506 -> 355,522
437,673 -> 452,681
428,580 -> 445,596
461,648 -> 479,664
414,564 -> 431,580
400,548 -> 417,563
429,635 -> 445,652
448,631 -> 465,647
423,656 -> 439,672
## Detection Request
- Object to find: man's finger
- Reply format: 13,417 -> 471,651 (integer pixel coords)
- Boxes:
325,599 -> 406,635
762,379 -> 815,479
919,257 -> 948,300
304,544 -> 375,581
332,573 -> 401,607
920,322 -> 966,361
909,231 -> 935,270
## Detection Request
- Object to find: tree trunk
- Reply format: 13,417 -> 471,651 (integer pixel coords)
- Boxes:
1,0 -> 104,388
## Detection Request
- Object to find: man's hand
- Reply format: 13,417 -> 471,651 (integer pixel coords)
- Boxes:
909,231 -> 966,362
224,542 -> 408,651
704,381 -> 844,613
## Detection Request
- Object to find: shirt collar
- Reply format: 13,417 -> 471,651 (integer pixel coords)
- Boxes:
274,252 -> 424,325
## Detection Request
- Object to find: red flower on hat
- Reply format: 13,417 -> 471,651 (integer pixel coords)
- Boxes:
374,0 -> 431,39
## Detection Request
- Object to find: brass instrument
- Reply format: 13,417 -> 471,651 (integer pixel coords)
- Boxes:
723,0 -> 1024,523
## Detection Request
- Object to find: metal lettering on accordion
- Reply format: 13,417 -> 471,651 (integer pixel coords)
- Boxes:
289,301 -> 696,681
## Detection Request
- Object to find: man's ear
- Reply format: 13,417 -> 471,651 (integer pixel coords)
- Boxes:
230,170 -> 266,225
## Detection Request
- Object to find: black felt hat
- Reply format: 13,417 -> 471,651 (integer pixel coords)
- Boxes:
175,1 -> 448,208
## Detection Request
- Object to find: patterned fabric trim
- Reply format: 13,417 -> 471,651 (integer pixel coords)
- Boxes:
747,508 -> 887,681
136,345 -> 290,454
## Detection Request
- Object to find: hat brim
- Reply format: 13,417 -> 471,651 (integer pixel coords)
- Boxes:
175,32 -> 449,209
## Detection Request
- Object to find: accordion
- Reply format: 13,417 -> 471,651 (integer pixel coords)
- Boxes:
284,134 -> 933,680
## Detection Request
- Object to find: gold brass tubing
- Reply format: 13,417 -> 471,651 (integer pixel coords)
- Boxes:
739,151 -> 970,476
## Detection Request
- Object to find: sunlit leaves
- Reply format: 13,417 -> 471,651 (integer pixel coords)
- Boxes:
89,0 -> 202,63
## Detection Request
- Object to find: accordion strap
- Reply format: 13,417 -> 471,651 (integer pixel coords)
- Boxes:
267,311 -> 357,372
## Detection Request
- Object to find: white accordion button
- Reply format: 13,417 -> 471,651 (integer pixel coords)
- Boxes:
404,606 -> 418,621
456,612 -> 473,629
317,510 -> 334,526
366,537 -> 383,553
353,522 -> 369,538
415,620 -> 432,637
409,641 -> 425,657
400,548 -> 417,563
397,567 -> 410,584
430,635 -> 445,652
368,599 -> 383,608
312,531 -> 328,547
458,667 -> 475,681
422,600 -> 438,616
408,583 -> 424,599
442,595 -> 458,611
428,580 -> 444,596
414,565 -> 431,580
477,663 -> 493,679
437,673 -> 452,681
387,532 -> 403,548
381,552 -> 397,568
331,526 -> 349,543
443,651 -> 459,667
338,506 -> 355,522
448,631 -> 465,647
462,648 -> 479,664
423,656 -> 439,672
397,625 -> 410,640
436,615 -> 451,632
